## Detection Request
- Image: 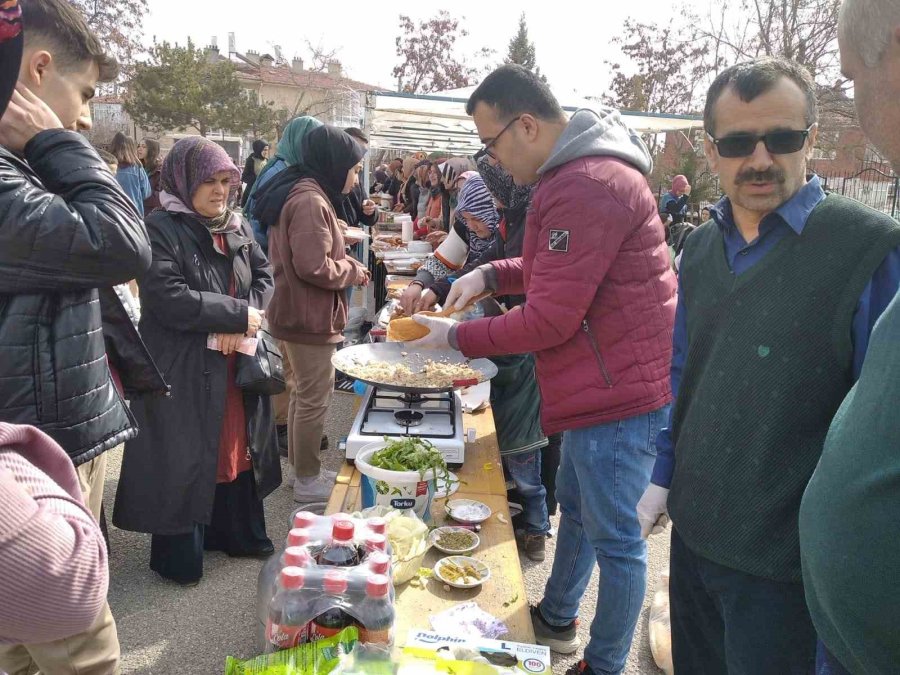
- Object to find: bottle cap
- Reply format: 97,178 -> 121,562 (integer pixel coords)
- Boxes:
284,546 -> 311,568
333,519 -> 355,543
293,511 -> 317,529
287,528 -> 310,548
365,533 -> 387,553
366,517 -> 387,535
366,573 -> 390,598
331,512 -> 351,523
368,552 -> 391,576
323,569 -> 349,595
280,566 -> 305,590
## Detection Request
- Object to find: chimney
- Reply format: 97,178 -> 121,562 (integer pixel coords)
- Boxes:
291,57 -> 304,74
327,60 -> 342,77
259,53 -> 275,68
245,49 -> 259,65
228,32 -> 236,54
204,43 -> 220,64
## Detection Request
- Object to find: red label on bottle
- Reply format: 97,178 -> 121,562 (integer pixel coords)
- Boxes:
416,481 -> 428,497
266,619 -> 309,650
358,626 -> 392,645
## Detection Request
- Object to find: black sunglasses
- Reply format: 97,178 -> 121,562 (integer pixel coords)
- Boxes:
708,125 -> 815,158
474,116 -> 522,162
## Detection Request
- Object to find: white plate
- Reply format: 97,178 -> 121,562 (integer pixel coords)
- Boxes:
433,555 -> 490,588
433,472 -> 460,500
445,499 -> 492,524
429,526 -> 480,554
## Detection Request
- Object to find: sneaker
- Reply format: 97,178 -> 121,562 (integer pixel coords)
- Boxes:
565,661 -> 596,675
285,474 -> 296,488
531,604 -> 580,654
516,529 -> 547,562
293,471 -> 337,503
277,425 -> 289,458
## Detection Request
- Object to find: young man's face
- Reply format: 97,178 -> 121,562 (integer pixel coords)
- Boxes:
20,49 -> 99,131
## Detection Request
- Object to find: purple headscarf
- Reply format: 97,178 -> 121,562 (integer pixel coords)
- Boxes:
160,137 -> 241,233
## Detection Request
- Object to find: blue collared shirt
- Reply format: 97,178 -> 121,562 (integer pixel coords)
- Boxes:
652,176 -> 900,488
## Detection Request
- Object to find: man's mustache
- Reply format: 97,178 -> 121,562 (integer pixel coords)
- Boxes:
735,168 -> 786,185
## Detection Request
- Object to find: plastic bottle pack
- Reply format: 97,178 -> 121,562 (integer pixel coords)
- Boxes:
256,512 -> 396,653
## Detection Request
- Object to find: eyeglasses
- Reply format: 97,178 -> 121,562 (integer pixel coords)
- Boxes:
708,125 -> 815,158
474,116 -> 522,162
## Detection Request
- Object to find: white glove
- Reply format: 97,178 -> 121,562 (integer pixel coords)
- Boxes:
445,268 -> 487,311
636,484 -> 670,539
409,314 -> 458,350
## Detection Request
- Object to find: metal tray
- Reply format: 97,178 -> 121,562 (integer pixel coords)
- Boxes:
332,342 -> 498,393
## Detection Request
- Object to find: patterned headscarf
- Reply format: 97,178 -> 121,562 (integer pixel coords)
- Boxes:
0,0 -> 23,120
160,137 -> 241,233
476,155 -> 534,219
455,175 -> 500,258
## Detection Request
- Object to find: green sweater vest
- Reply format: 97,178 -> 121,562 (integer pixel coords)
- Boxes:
800,289 -> 900,673
668,194 -> 900,582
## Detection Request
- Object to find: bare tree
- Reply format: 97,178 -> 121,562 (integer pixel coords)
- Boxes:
70,0 -> 148,78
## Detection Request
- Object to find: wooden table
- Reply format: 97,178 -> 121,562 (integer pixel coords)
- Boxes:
326,406 -> 536,647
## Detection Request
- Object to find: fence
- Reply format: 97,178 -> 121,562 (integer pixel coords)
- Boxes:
817,163 -> 899,219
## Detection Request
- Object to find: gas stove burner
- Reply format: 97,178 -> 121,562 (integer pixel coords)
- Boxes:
401,392 -> 424,404
394,410 -> 425,427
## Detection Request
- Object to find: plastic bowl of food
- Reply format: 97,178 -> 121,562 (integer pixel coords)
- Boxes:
434,555 -> 490,588
445,499 -> 492,525
429,526 -> 480,555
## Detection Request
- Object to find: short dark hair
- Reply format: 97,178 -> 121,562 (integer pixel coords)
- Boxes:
110,132 -> 140,167
704,57 -> 817,136
466,64 -> 564,121
21,0 -> 119,82
344,127 -> 369,144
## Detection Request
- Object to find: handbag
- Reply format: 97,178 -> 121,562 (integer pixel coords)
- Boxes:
236,328 -> 286,395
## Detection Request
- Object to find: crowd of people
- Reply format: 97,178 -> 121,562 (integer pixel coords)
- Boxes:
1,0 -> 899,674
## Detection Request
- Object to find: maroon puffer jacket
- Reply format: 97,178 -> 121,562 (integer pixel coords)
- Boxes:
456,156 -> 676,434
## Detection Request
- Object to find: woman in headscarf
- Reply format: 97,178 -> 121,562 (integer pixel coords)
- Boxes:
401,158 -> 556,561
254,125 -> 369,504
246,117 -> 322,250
113,137 -> 280,586
138,137 -> 162,215
397,156 -> 420,217
240,139 -> 270,207
399,174 -> 499,314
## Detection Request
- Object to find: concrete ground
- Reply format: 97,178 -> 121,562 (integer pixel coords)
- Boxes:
104,390 -> 670,674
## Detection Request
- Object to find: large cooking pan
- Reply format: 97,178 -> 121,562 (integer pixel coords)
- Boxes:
332,342 -> 498,393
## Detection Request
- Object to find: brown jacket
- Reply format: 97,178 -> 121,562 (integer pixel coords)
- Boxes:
267,178 -> 366,344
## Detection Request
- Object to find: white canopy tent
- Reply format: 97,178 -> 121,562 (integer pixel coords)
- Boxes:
365,88 -> 703,155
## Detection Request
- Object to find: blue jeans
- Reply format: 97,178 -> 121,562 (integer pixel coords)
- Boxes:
817,642 -> 852,675
503,448 -> 549,535
540,406 -> 669,675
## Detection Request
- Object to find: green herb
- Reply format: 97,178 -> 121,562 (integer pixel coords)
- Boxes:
436,530 -> 476,550
369,437 -> 457,494
503,593 -> 520,608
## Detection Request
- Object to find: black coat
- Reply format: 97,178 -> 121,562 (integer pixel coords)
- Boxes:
0,130 -> 153,465
113,210 -> 280,536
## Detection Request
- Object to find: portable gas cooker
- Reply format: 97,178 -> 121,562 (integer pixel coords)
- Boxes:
341,385 -> 475,467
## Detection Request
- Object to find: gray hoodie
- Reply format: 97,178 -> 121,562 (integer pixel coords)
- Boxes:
538,108 -> 653,177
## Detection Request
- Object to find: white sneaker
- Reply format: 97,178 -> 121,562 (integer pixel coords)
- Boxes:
293,471 -> 337,503
285,474 -> 296,488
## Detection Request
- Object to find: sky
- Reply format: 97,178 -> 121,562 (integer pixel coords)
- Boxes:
141,0 -> 714,99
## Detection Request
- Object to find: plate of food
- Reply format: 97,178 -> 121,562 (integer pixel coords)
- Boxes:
434,556 -> 490,588
446,499 -> 492,525
331,343 -> 497,393
430,527 -> 480,554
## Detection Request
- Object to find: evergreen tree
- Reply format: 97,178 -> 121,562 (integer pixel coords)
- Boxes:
504,13 -> 546,82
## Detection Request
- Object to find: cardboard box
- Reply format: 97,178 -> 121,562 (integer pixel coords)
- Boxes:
400,630 -> 551,674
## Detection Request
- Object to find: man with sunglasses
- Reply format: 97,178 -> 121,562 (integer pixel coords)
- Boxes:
412,64 -> 677,675
636,56 -> 900,673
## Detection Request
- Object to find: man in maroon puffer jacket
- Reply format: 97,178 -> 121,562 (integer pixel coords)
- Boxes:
412,65 -> 676,675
